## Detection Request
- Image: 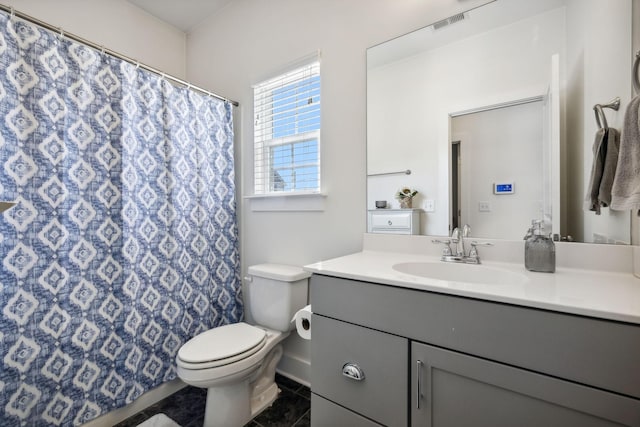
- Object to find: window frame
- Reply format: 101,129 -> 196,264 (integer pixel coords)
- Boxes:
253,59 -> 321,196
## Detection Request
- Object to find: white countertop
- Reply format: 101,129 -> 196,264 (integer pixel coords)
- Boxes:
305,249 -> 640,324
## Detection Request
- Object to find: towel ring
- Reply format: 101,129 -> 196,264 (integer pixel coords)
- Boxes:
593,97 -> 620,130
633,50 -> 640,94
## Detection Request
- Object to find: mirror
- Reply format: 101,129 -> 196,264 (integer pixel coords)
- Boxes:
367,0 -> 633,243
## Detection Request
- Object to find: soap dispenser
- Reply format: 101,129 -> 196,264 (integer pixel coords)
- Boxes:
524,220 -> 555,273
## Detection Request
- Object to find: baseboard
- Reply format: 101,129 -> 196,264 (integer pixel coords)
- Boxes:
276,352 -> 311,388
82,378 -> 186,427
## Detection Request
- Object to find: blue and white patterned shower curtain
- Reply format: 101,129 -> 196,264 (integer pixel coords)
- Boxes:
0,13 -> 243,426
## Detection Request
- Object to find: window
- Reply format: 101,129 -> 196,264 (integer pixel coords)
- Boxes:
253,60 -> 320,195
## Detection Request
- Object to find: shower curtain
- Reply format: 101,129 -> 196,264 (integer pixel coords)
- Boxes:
0,13 -> 243,426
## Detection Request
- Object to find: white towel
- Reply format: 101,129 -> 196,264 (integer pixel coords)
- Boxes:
611,95 -> 640,210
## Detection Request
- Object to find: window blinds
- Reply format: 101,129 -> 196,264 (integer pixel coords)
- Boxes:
253,60 -> 321,194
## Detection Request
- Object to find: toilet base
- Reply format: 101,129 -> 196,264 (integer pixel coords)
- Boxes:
202,377 -> 281,427
204,381 -> 251,427
249,343 -> 284,419
250,381 -> 279,419
202,342 -> 285,427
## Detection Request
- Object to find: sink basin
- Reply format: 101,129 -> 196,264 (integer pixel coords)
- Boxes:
392,261 -> 527,286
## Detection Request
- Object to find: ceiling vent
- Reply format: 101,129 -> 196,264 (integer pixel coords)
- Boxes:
432,12 -> 466,30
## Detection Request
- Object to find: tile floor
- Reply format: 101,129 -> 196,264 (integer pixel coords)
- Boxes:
115,374 -> 311,427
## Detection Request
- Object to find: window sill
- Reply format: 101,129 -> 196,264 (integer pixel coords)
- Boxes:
244,192 -> 327,211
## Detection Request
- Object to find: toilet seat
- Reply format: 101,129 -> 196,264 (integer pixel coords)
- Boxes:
177,322 -> 267,370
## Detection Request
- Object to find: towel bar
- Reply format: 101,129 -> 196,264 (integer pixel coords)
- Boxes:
368,169 -> 412,177
593,97 -> 620,130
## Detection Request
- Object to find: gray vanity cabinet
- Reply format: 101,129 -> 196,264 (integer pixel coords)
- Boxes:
309,274 -> 640,427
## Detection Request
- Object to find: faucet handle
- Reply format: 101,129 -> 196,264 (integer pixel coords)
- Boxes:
462,224 -> 471,237
470,241 -> 493,250
470,241 -> 493,246
432,239 -> 453,256
468,241 -> 493,261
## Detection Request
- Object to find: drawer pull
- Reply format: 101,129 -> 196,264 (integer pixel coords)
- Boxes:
388,220 -> 393,226
416,360 -> 424,409
342,363 -> 365,381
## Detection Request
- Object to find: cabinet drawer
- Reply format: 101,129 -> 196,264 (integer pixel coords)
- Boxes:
370,212 -> 412,229
311,393 -> 383,427
368,210 -> 420,234
311,315 -> 408,427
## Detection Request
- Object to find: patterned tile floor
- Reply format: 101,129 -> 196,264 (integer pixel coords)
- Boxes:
115,374 -> 311,427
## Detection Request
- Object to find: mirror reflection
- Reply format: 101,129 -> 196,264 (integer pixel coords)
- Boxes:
367,0 -> 632,243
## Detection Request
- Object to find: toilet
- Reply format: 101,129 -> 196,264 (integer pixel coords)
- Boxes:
176,263 -> 310,427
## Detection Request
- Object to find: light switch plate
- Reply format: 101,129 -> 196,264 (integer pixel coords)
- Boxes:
425,199 -> 435,212
478,201 -> 491,212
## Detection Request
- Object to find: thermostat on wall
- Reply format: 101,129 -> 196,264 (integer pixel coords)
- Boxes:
493,182 -> 514,194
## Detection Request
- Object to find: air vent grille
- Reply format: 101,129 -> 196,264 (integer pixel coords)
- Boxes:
432,12 -> 466,30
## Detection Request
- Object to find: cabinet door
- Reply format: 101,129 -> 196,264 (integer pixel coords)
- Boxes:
411,342 -> 640,427
312,315 -> 408,426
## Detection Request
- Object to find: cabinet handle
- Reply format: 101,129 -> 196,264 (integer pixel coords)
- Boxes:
416,360 -> 423,409
388,220 -> 393,226
342,363 -> 365,381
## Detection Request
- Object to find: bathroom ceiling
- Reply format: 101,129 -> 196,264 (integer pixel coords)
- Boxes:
128,0 -> 234,32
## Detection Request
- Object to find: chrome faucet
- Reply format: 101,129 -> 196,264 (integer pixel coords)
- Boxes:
451,224 -> 471,257
432,224 -> 493,264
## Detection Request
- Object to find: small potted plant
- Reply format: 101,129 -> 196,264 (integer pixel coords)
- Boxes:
395,187 -> 418,209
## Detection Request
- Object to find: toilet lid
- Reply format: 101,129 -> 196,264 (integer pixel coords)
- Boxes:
178,322 -> 267,364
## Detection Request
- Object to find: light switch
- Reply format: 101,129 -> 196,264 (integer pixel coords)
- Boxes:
478,201 -> 491,212
425,199 -> 435,212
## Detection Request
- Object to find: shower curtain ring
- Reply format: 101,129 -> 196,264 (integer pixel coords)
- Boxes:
9,7 -> 14,21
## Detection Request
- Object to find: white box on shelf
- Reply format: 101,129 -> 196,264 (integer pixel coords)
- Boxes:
368,209 -> 421,235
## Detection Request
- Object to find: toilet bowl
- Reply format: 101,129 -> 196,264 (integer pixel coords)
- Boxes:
176,264 -> 310,427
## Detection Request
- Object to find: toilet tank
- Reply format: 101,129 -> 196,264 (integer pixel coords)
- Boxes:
247,264 -> 310,332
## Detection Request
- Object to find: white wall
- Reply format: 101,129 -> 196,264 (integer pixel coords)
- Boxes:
367,6 -> 565,237
4,0 -> 187,78
452,102 -> 544,239
185,0 -> 495,383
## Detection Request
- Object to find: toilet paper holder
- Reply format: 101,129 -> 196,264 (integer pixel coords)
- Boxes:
342,362 -> 365,381
293,305 -> 312,340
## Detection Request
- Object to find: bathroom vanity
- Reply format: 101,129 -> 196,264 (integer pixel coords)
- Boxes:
306,235 -> 640,427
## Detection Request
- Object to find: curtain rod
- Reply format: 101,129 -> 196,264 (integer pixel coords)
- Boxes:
0,4 -> 239,107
